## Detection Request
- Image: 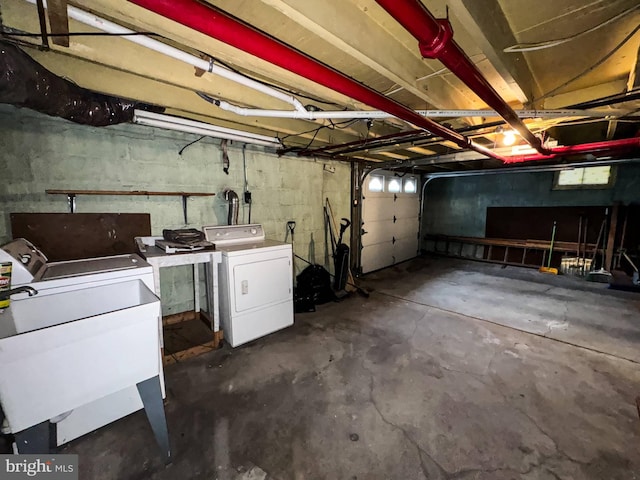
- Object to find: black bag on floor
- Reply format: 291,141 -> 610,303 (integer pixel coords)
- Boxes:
294,264 -> 334,312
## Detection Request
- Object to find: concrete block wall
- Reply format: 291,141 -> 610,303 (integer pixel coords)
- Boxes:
0,105 -> 351,314
421,164 -> 640,248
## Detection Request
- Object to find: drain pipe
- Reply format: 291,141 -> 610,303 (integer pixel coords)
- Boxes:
25,0 -> 306,113
128,0 -> 505,162
375,0 -> 548,155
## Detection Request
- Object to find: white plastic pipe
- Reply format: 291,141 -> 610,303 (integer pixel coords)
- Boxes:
217,100 -> 633,120
25,0 -> 307,113
133,110 -> 282,147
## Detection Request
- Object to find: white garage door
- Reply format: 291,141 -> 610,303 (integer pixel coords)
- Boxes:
361,171 -> 420,274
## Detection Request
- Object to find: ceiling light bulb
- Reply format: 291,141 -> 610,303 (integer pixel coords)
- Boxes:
502,131 -> 517,146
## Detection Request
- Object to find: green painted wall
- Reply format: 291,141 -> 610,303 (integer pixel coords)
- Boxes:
0,105 -> 350,314
422,163 -> 640,243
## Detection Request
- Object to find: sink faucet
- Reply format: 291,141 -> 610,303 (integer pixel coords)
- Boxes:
0,286 -> 38,301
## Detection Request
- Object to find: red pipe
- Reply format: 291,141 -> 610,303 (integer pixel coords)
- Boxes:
128,0 -> 505,162
375,0 -> 548,155
503,138 -> 640,164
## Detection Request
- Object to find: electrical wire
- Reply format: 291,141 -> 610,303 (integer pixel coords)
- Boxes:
203,53 -> 342,107
178,135 -> 206,155
0,30 -> 162,38
382,54 -> 486,96
504,4 -> 640,52
196,91 -> 360,148
534,23 -> 640,102
300,119 -> 361,150
279,118 -> 361,151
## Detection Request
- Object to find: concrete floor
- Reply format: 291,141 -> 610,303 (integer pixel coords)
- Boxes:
67,256 -> 640,479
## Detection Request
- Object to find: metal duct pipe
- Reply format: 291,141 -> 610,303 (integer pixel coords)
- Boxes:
375,0 -> 548,155
0,41 -> 153,125
224,189 -> 239,225
127,0 -> 504,162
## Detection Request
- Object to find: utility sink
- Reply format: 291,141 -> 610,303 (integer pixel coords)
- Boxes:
0,280 -> 161,434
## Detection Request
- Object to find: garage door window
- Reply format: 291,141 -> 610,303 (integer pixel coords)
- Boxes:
368,175 -> 384,192
388,178 -> 402,193
404,177 -> 417,193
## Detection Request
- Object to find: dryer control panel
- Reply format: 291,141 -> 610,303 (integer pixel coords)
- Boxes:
202,224 -> 265,246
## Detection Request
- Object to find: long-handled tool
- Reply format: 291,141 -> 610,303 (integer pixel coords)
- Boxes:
581,217 -> 588,275
287,220 -> 296,279
334,218 -> 351,293
325,198 -> 357,293
586,218 -> 612,282
539,221 -> 558,275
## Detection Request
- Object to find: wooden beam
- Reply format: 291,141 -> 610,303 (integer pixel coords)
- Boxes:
47,0 -> 69,47
627,43 -> 640,91
606,120 -> 618,140
447,0 -> 539,105
605,202 -> 620,271
542,79 -> 629,109
69,0 -> 374,110
260,0 -> 458,109
46,189 -> 216,196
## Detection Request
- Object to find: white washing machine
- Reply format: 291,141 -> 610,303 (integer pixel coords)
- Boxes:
0,239 -> 163,447
202,224 -> 293,347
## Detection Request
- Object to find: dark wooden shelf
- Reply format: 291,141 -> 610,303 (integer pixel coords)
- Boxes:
46,189 -> 216,223
46,189 -> 215,197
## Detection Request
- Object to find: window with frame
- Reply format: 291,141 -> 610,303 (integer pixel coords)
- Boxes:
554,166 -> 615,189
403,177 -> 417,193
387,178 -> 402,193
368,175 -> 384,192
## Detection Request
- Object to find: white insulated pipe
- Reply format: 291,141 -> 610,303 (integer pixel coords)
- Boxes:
25,0 -> 307,113
216,100 -> 633,120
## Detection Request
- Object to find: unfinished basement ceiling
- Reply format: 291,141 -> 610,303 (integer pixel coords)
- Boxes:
1,0 -> 639,171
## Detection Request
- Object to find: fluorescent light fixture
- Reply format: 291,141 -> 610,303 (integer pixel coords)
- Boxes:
133,110 -> 282,148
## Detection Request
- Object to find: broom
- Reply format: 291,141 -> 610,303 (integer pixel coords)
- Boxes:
539,221 -> 558,275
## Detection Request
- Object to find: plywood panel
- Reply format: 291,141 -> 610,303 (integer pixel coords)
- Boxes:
11,213 -> 151,261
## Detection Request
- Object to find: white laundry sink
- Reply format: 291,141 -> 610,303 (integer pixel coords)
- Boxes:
0,280 -> 161,434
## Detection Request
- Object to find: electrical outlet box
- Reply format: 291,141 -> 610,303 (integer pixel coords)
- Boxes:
324,164 -> 336,173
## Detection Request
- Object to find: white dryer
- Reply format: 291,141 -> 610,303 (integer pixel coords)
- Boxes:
202,224 -> 293,347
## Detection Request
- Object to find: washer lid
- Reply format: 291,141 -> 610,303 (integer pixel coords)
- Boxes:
42,254 -> 149,280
